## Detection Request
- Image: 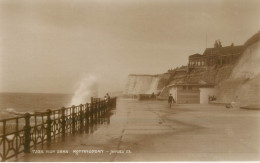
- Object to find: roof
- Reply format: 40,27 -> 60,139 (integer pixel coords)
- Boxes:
167,80 -> 214,87
129,74 -> 158,77
203,45 -> 244,56
189,53 -> 202,58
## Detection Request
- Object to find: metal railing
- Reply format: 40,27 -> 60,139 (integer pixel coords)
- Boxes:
0,97 -> 116,161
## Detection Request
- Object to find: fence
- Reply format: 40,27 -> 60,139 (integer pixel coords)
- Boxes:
0,97 -> 116,161
137,94 -> 156,101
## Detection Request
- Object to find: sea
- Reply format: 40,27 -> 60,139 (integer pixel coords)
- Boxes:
0,92 -> 73,119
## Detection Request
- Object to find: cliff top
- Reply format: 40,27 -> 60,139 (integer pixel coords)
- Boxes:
129,74 -> 158,77
203,45 -> 244,56
244,31 -> 260,47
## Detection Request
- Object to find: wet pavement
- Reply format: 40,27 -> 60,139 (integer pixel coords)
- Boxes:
17,99 -> 260,161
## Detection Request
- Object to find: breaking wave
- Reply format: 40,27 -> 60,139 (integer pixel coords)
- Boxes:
69,74 -> 98,106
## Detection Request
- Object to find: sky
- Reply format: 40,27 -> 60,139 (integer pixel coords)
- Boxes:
0,0 -> 259,94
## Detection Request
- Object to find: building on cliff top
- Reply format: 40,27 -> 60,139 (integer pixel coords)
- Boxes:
167,66 -> 188,74
188,41 -> 244,72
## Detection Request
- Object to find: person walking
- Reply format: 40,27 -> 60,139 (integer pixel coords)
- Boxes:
168,94 -> 173,108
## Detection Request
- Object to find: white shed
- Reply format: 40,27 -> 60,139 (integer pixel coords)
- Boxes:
199,87 -> 216,104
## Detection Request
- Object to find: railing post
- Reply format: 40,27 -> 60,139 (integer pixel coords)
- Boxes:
95,102 -> 98,124
101,100 -> 104,116
109,98 -> 111,110
24,113 -> 31,153
89,103 -> 93,124
80,104 -> 84,133
2,120 -> 6,161
98,100 -> 101,123
85,103 -> 89,133
100,99 -> 102,114
72,105 -> 76,134
104,100 -> 106,111
91,98 -> 95,124
15,118 -> 19,158
90,102 -> 94,133
85,103 -> 89,124
107,98 -> 110,111
100,100 -> 104,124
61,107 -> 66,137
99,99 -> 102,123
103,100 -> 106,114
93,102 -> 95,124
114,97 -> 117,108
92,103 -> 94,124
46,109 -> 52,145
106,99 -> 109,110
96,100 -> 99,122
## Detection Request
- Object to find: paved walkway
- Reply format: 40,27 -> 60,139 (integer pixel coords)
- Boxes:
18,99 -> 260,161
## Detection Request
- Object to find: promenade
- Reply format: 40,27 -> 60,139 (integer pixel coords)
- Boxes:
18,99 -> 260,161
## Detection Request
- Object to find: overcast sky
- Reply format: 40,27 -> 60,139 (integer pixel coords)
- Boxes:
0,0 -> 259,94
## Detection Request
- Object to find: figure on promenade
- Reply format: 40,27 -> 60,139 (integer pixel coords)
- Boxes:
106,93 -> 110,102
106,93 -> 111,107
168,94 -> 173,108
151,92 -> 155,99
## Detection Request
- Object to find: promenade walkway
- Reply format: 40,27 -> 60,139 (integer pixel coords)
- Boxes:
18,99 -> 260,161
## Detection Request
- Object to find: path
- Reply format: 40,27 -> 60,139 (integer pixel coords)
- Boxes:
17,99 -> 260,161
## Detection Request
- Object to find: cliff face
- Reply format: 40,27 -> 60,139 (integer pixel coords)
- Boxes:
186,64 -> 235,84
124,74 -> 170,95
216,41 -> 260,105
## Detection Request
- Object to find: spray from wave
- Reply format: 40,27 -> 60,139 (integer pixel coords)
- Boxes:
69,75 -> 98,106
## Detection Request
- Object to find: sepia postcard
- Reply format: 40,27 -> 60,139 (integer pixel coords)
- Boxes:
0,0 -> 260,162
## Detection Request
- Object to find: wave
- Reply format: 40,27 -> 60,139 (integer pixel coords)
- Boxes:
70,74 -> 98,106
0,108 -> 26,119
5,108 -> 33,116
1,108 -> 49,119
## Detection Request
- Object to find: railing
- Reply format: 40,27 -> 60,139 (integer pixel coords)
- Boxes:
137,94 -> 156,101
0,97 -> 116,161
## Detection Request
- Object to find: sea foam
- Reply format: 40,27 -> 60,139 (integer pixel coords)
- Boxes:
70,74 -> 98,106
